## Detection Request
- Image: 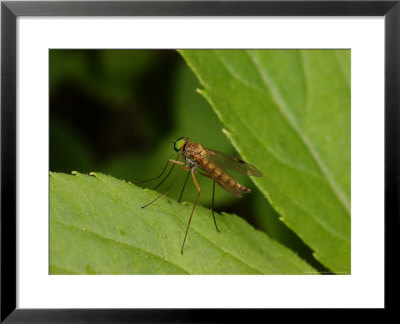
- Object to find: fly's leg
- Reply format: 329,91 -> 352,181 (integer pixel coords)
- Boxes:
168,159 -> 185,166
178,171 -> 191,203
135,153 -> 180,190
181,169 -> 201,255
135,158 -> 170,184
178,167 -> 209,203
178,169 -> 219,233
153,157 -> 185,190
141,159 -> 185,208
196,170 -> 211,178
211,181 -> 220,232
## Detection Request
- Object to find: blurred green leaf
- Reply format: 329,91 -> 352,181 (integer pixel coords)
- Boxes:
50,172 -> 316,274
49,50 -> 90,94
171,61 -> 233,150
50,49 -> 157,105
100,50 -> 155,82
251,189 -> 324,271
95,50 -> 156,104
50,119 -> 95,173
180,49 -> 351,273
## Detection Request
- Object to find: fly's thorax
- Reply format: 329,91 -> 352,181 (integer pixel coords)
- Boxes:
184,142 -> 205,156
183,142 -> 206,167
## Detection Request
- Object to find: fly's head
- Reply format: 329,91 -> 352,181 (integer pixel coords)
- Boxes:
174,137 -> 189,153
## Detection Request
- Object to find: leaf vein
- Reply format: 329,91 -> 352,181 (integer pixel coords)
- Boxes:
205,56 -> 321,179
246,50 -> 350,215
202,82 -> 350,246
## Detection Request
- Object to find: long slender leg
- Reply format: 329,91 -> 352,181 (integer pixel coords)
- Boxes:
196,170 -> 211,178
168,159 -> 185,166
178,168 -> 213,204
152,158 -> 185,190
211,181 -> 220,232
189,171 -> 219,231
178,171 -> 191,203
152,163 -> 176,190
141,161 -> 184,208
177,167 -> 210,204
135,158 -> 170,184
181,170 -> 201,255
134,153 -> 180,189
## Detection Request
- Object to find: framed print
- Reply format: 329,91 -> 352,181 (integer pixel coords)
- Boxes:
1,0 -> 397,321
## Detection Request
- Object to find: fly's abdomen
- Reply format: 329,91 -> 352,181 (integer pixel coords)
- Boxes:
198,156 -> 251,193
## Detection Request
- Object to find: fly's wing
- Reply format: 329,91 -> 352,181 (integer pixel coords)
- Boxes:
204,148 -> 263,177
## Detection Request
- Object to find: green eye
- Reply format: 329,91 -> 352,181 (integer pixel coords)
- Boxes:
174,138 -> 187,152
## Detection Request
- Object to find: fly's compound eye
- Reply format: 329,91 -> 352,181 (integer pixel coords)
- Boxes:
174,137 -> 187,152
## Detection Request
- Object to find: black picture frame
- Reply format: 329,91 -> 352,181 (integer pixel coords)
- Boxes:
1,0 -> 398,321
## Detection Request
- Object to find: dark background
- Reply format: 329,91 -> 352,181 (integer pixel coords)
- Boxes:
49,49 -> 327,272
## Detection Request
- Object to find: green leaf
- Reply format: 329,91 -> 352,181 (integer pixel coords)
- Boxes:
50,172 -> 316,274
179,50 -> 351,273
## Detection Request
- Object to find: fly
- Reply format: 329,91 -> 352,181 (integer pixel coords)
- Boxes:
137,137 -> 263,254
